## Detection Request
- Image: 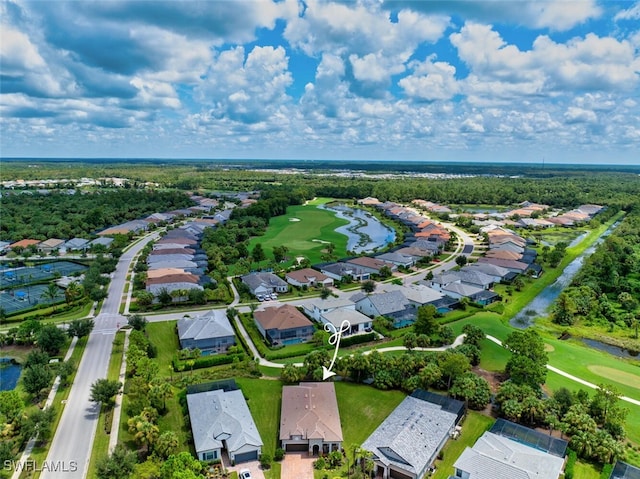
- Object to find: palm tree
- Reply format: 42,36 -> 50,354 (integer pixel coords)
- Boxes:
41,283 -> 61,311
64,281 -> 82,304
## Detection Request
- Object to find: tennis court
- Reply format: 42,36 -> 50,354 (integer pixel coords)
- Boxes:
0,261 -> 87,289
0,284 -> 65,314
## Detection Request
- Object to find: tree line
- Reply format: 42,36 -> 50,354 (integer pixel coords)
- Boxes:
0,189 -> 194,241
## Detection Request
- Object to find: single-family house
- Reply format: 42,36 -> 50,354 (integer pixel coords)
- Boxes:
477,257 -> 528,274
147,254 -> 195,264
378,283 -> 445,308
241,272 -> 289,297
254,305 -> 314,345
362,391 -> 460,479
345,257 -> 398,275
455,270 -> 495,290
147,260 -> 198,270
150,247 -> 196,256
186,388 -> 263,463
177,310 -> 236,355
453,431 -> 566,479
280,382 -> 343,455
285,268 -> 334,288
88,237 -> 113,249
147,281 -> 203,298
320,263 -> 370,282
355,290 -> 413,327
146,267 -> 189,279
38,238 -> 66,254
302,297 -> 356,321
63,238 -> 90,252
441,282 -> 499,305
321,308 -> 373,335
8,238 -> 39,250
375,252 -> 417,268
461,263 -> 513,283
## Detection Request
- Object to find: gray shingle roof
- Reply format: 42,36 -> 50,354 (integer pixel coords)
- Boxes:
364,290 -> 410,315
187,389 -> 263,456
453,432 -> 566,479
178,310 -> 234,343
241,272 -> 288,291
362,396 -> 457,477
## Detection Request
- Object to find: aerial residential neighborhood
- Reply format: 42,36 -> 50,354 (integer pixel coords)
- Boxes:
2,166 -> 638,479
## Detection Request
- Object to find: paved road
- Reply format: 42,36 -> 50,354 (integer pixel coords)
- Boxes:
42,233 -> 158,479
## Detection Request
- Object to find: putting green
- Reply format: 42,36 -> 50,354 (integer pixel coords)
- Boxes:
587,365 -> 640,391
544,344 -> 555,352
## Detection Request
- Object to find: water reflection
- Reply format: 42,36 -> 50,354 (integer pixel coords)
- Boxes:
511,222 -> 620,328
323,204 -> 395,253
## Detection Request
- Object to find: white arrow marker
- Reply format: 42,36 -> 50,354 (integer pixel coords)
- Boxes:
322,319 -> 351,380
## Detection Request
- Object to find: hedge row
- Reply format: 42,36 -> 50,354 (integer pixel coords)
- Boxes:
340,332 -> 377,347
172,352 -> 246,372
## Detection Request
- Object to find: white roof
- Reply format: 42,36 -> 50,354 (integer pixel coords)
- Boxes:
454,432 -> 565,479
323,308 -> 371,328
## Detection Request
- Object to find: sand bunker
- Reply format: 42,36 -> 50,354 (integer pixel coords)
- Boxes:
289,218 -> 301,222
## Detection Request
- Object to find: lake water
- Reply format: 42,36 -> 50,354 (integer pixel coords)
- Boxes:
581,338 -> 639,361
0,358 -> 22,391
323,204 -> 396,253
510,221 -> 620,328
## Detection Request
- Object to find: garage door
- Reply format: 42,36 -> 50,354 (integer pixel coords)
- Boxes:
390,468 -> 414,479
234,450 -> 259,463
285,443 -> 308,452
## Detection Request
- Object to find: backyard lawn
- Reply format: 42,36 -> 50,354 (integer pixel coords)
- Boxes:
334,382 -> 406,446
431,411 -> 495,479
246,200 -> 349,265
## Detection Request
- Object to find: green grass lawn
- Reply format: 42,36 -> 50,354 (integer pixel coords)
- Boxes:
246,201 -> 349,265
146,320 -> 180,378
334,382 -> 406,446
235,378 -> 283,479
432,411 -> 495,479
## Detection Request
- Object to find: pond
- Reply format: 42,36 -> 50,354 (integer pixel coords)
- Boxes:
581,338 -> 640,361
322,204 -> 396,253
511,221 -> 620,328
0,357 -> 22,391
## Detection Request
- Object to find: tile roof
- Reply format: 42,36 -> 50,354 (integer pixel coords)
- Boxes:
361,290 -> 410,315
286,268 -> 331,283
280,382 -> 343,442
187,389 -> 263,456
178,310 -> 235,343
254,305 -> 312,331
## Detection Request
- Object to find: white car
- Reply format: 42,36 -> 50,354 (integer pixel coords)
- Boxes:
239,470 -> 252,479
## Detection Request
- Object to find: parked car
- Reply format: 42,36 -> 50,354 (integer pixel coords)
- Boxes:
257,295 -> 264,301
239,470 -> 252,479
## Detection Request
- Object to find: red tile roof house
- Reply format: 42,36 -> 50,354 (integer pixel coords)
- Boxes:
9,239 -> 41,250
253,305 -> 315,346
285,268 -> 334,288
37,238 -> 66,253
280,382 -> 343,455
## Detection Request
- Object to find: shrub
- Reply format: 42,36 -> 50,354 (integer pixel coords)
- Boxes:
259,453 -> 272,470
564,449 -> 576,479
314,457 -> 326,470
274,448 -> 285,461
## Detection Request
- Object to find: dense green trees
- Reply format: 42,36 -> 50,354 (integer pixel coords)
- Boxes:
504,329 -> 548,389
0,189 -> 193,241
89,379 -> 122,409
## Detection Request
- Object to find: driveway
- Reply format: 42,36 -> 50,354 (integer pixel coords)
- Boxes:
281,452 -> 315,479
223,457 -> 265,479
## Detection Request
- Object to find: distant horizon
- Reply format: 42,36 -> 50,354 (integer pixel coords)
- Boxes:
2,1 -> 638,163
1,156 -> 639,167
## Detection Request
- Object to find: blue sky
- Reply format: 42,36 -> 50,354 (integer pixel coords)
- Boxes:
1,0 -> 639,164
